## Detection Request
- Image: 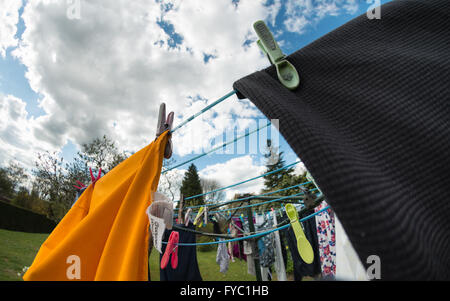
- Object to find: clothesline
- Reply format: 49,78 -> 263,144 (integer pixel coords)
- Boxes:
183,181 -> 313,210
209,190 -> 319,214
176,160 -> 302,203
170,90 -> 237,133
176,189 -> 319,217
163,204 -> 331,247
162,121 -> 270,174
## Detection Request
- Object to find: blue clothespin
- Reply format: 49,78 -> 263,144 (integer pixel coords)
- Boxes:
253,20 -> 300,90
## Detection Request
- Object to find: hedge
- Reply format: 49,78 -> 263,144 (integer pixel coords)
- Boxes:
0,200 -> 56,233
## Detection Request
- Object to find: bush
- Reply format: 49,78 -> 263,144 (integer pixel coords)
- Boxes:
0,200 -> 56,233
196,223 -> 216,252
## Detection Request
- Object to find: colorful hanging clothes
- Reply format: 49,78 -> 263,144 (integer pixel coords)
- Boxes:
255,214 -> 275,268
231,218 -> 246,261
315,201 -> 336,278
23,131 -> 170,281
216,238 -> 230,274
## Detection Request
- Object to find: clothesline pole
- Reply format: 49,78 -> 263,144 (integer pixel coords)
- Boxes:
246,205 -> 262,281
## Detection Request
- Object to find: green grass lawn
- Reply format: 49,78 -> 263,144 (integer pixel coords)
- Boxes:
0,229 -> 267,281
0,229 -> 48,281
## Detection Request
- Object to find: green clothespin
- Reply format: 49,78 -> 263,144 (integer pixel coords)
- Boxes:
253,20 -> 300,90
285,203 -> 314,264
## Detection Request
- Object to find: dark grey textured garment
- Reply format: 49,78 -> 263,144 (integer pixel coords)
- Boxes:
233,0 -> 450,280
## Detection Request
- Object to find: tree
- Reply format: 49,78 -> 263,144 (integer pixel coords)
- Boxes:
32,135 -> 129,222
33,151 -> 73,221
200,178 -> 225,204
65,157 -> 92,190
158,158 -> 183,202
259,139 -> 318,211
77,135 -> 128,175
262,139 -> 294,193
180,163 -> 204,207
0,161 -> 29,199
5,161 -> 29,192
0,167 -> 14,198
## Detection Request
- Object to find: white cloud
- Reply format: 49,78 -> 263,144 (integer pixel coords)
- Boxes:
0,0 -> 22,57
283,0 -> 359,34
0,94 -> 59,169
5,0 -> 280,171
199,155 -> 266,200
284,15 -> 309,34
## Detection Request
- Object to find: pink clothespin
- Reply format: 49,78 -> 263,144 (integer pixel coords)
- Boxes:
89,167 -> 102,186
73,167 -> 102,190
73,180 -> 86,190
161,231 -> 179,269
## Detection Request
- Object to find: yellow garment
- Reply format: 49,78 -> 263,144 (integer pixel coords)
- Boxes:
23,131 -> 170,281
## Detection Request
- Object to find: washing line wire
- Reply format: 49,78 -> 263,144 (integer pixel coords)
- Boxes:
182,181 -> 313,210
170,90 -> 237,134
175,188 -> 320,217
162,121 -> 271,174
176,160 -> 301,203
209,189 -> 320,214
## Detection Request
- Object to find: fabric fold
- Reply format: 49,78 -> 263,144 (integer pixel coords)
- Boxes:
23,131 -> 169,281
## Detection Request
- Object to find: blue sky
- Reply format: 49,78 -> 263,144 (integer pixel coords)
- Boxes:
0,0 -> 391,197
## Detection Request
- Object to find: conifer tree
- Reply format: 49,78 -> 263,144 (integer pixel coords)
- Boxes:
262,139 -> 294,192
180,163 -> 204,207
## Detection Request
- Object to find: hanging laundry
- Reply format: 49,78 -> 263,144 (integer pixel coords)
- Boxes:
147,192 -> 174,254
314,201 -> 336,278
233,0 -> 450,280
272,211 -> 287,281
241,219 -> 255,276
335,217 -> 368,281
231,218 -> 246,261
216,239 -> 230,274
23,131 -> 170,281
160,222 -> 202,281
281,211 -> 321,281
255,214 -> 275,269
227,241 -> 235,262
